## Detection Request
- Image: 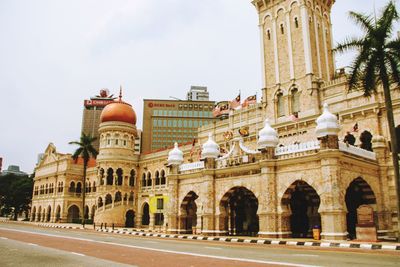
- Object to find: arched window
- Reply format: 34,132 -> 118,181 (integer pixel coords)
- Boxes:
277,92 -> 285,117
161,170 -> 166,185
155,171 -> 160,186
129,170 -> 135,187
147,172 -> 152,187
69,182 -> 75,193
99,168 -> 105,185
106,168 -> 114,185
142,173 -> 146,188
129,191 -> 134,203
76,182 -> 82,193
105,194 -> 112,205
116,168 -> 123,186
92,181 -> 96,192
280,23 -> 284,34
45,184 -> 48,194
267,29 -> 271,40
115,191 -> 122,203
98,197 -> 103,207
294,17 -> 299,28
291,88 -> 300,113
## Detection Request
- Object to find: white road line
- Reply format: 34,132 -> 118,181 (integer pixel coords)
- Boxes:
0,227 -> 319,267
204,246 -> 222,250
27,243 -> 38,246
0,237 -> 8,240
71,252 -> 85,256
145,241 -> 158,244
292,254 -> 319,257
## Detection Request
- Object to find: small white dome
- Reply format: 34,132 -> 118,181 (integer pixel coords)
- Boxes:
258,119 -> 279,149
316,103 -> 340,137
201,133 -> 220,159
167,142 -> 184,165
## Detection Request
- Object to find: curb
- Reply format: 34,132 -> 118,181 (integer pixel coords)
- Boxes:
95,228 -> 400,252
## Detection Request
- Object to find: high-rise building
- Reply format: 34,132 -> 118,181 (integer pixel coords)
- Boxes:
81,89 -> 116,150
186,86 -> 209,101
142,98 -> 216,153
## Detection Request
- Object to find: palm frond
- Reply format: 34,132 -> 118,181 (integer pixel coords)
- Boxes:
348,11 -> 375,33
362,53 -> 378,96
386,37 -> 400,54
377,1 -> 399,39
334,37 -> 364,54
386,53 -> 400,86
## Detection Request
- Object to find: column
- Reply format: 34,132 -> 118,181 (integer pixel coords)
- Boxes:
300,4 -> 312,75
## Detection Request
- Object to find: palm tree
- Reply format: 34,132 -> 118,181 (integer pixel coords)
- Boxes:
69,132 -> 98,227
335,1 -> 400,240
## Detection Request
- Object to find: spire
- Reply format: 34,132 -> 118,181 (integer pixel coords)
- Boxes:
119,85 -> 123,101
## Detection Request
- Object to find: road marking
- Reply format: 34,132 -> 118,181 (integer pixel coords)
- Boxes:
71,252 -> 85,256
27,243 -> 38,246
292,254 -> 319,257
0,237 -> 8,240
204,246 -> 222,250
145,241 -> 158,244
0,227 -> 319,267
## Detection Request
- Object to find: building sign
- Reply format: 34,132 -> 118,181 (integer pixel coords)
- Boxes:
84,99 -> 115,107
179,161 -> 205,172
148,102 -> 176,108
357,205 -> 374,226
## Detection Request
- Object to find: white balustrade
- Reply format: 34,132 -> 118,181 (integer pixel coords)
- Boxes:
275,141 -> 320,156
179,161 -> 205,172
338,142 -> 376,160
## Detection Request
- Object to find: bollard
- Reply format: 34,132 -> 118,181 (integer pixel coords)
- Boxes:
112,223 -> 114,230
93,223 -> 96,230
105,223 -> 107,229
101,223 -> 103,230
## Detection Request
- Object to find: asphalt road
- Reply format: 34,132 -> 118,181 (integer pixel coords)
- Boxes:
0,223 -> 398,267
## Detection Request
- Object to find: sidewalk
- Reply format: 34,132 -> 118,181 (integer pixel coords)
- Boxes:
2,220 -> 399,252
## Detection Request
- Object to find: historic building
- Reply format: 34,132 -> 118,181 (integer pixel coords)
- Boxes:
31,0 -> 399,240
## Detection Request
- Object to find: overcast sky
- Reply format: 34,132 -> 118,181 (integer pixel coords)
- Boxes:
0,0 -> 397,173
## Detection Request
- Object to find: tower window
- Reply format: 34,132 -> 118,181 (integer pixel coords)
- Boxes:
267,29 -> 271,40
294,17 -> 299,28
280,24 -> 284,34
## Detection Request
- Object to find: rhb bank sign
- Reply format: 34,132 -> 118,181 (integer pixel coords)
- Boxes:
148,102 -> 176,108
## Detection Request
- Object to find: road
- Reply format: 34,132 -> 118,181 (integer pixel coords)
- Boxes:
0,223 -> 398,267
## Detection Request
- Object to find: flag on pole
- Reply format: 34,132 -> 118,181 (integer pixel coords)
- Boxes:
242,94 -> 257,108
189,139 -> 196,158
289,112 -> 299,122
230,93 -> 241,110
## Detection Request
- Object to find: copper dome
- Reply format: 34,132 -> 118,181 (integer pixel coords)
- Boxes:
100,92 -> 136,125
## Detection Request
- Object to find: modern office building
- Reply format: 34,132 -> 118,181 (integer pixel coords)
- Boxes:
186,86 -> 209,101
141,98 -> 216,153
81,89 -> 116,150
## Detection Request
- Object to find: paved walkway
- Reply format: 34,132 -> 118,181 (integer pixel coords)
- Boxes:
2,219 -> 399,252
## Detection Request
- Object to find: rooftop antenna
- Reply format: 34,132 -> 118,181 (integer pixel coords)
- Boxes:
373,0 -> 377,25
119,85 -> 123,101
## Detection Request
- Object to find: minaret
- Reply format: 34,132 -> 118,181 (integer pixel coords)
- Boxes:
252,0 -> 335,119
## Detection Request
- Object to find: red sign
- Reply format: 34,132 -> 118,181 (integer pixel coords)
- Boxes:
147,102 -> 175,108
84,99 -> 114,107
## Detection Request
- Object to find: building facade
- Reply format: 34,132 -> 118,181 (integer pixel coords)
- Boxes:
31,0 -> 400,241
141,99 -> 216,153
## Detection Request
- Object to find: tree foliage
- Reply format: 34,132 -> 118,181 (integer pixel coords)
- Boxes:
0,173 -> 33,220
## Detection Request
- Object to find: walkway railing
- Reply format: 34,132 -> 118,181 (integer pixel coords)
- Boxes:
275,141 -> 320,156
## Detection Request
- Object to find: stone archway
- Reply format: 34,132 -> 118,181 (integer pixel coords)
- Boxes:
84,205 -> 89,220
345,177 -> 377,239
67,205 -> 80,223
46,206 -> 51,222
220,187 -> 259,236
55,205 -> 61,222
141,203 -> 150,226
281,180 -> 321,238
125,210 -> 135,228
37,206 -> 42,222
180,191 -> 198,234
91,205 -> 96,220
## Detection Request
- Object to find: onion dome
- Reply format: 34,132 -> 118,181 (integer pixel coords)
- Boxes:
100,88 -> 137,125
315,103 -> 340,137
168,143 -> 184,165
201,133 -> 220,159
257,119 -> 279,149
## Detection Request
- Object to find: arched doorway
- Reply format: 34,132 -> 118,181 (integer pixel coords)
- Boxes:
67,205 -> 80,223
220,187 -> 259,236
345,177 -> 377,239
180,191 -> 198,234
91,205 -> 96,220
125,210 -> 135,227
46,206 -> 51,222
282,180 -> 321,238
55,205 -> 61,222
141,203 -> 150,226
37,206 -> 42,222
